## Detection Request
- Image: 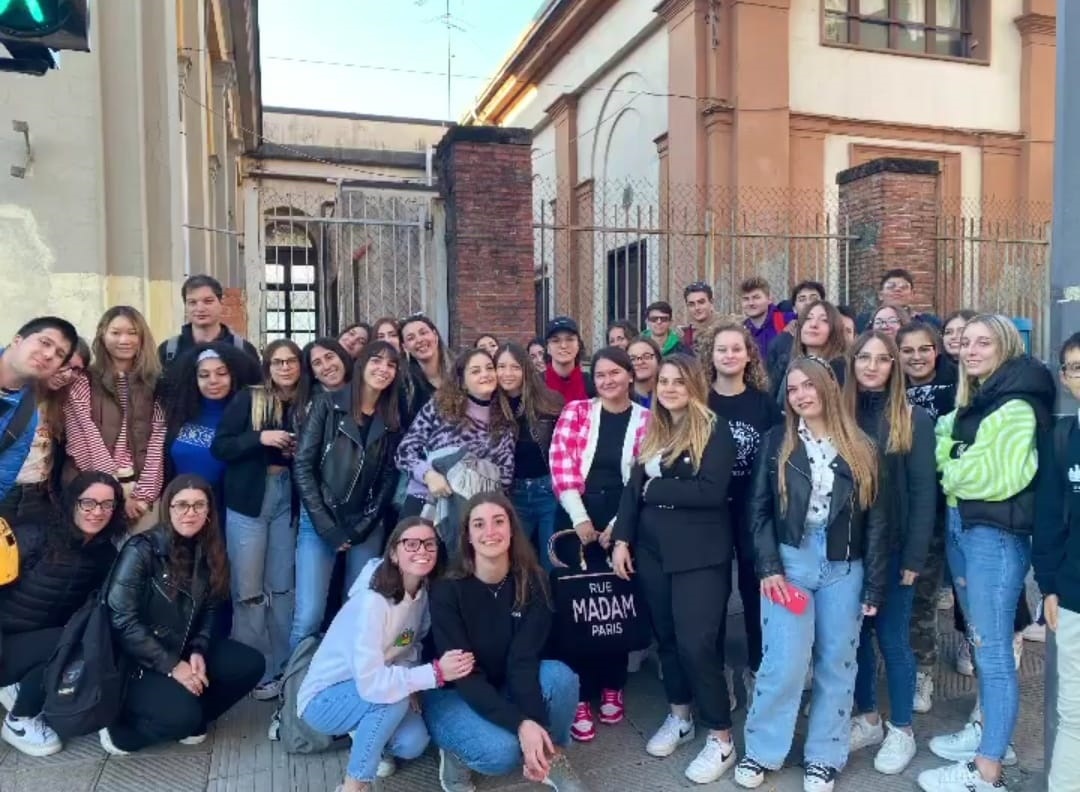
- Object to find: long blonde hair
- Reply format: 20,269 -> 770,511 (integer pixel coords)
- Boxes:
779,357 -> 878,511
90,306 -> 161,389
638,354 -> 715,472
955,314 -> 1027,409
844,330 -> 913,454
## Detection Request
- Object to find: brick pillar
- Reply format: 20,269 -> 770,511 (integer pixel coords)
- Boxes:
222,287 -> 249,338
837,158 -> 940,315
435,126 -> 535,350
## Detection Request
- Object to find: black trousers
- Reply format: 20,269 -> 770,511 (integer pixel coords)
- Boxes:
731,506 -> 761,673
109,639 -> 264,751
636,544 -> 733,730
0,626 -> 63,717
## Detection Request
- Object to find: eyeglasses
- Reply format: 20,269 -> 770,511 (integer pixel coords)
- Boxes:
629,353 -> 656,364
647,315 -> 671,324
76,498 -> 115,514
270,357 -> 299,369
1062,363 -> 1080,379
398,537 -> 439,553
855,353 -> 894,367
873,318 -> 902,328
170,500 -> 209,515
882,281 -> 912,292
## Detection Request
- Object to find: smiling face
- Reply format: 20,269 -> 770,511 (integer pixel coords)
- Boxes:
468,501 -> 512,562
872,306 -> 903,338
712,330 -> 749,379
528,342 -> 546,373
374,322 -> 401,351
363,350 -> 397,393
943,316 -> 967,358
390,522 -> 439,579
800,305 -> 831,351
47,350 -> 85,391
402,321 -> 438,363
656,362 -> 690,412
73,481 -> 116,538
646,308 -> 673,337
103,316 -> 140,365
786,367 -> 823,419
197,356 -> 232,400
685,290 -> 714,324
547,331 -> 579,367
960,321 -> 1000,380
7,328 -> 71,382
741,289 -> 770,321
169,487 -> 210,538
339,326 -> 369,358
853,336 -> 894,392
880,275 -> 914,308
607,326 -> 629,349
593,357 -> 632,403
310,345 -> 347,389
463,352 -> 497,400
794,288 -> 823,314
268,346 -> 301,389
495,350 -> 523,395
898,329 -> 938,385
627,341 -> 659,384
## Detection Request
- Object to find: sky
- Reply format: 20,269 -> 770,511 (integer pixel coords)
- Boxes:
258,0 -> 545,122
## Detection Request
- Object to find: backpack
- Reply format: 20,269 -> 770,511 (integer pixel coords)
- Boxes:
164,331 -> 247,363
267,635 -> 347,754
40,588 -> 128,739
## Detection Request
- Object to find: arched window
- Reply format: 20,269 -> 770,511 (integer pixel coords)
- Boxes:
264,208 -> 318,347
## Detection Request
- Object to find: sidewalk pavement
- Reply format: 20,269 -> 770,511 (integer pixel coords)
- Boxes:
0,612 -> 1048,792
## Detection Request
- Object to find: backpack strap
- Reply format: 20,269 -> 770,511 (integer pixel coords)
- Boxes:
165,335 -> 180,363
231,332 -> 246,351
0,386 -> 36,457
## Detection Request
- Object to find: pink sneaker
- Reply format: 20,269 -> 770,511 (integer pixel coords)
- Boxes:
598,689 -> 625,725
571,702 -> 596,741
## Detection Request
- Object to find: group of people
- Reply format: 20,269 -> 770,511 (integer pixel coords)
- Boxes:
0,267 -> 1074,792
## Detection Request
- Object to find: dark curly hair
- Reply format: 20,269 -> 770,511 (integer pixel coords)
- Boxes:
433,349 -> 515,442
163,342 -> 259,439
161,475 -> 230,600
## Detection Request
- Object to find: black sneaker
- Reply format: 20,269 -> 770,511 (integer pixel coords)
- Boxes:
734,756 -> 766,789
803,762 -> 838,792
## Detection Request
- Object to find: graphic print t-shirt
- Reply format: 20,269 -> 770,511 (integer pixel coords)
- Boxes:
708,387 -> 783,513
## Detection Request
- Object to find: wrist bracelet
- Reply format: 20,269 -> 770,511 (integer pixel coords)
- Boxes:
433,659 -> 445,688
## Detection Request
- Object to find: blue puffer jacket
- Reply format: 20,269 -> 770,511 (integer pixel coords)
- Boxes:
0,350 -> 37,501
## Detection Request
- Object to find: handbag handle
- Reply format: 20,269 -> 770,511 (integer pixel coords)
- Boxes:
547,528 -> 588,572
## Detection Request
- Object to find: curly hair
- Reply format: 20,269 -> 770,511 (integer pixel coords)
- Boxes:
164,342 -> 259,438
161,475 -> 230,600
697,321 -> 770,392
434,349 -> 516,442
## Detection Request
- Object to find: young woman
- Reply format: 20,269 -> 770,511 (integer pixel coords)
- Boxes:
165,343 -> 255,508
701,323 -> 782,690
371,317 -> 402,352
918,315 -> 1055,792
897,322 -> 957,424
101,475 -> 264,755
298,517 -> 474,792
607,320 -> 637,350
474,334 -> 499,357
400,314 -> 451,424
549,346 -> 649,742
544,316 -> 594,403
736,356 -> 888,792
395,349 -> 515,538
0,472 -> 124,757
339,322 -> 371,360
295,337 -> 352,419
870,305 -> 911,340
63,306 -> 166,530
423,493 -> 586,792
527,338 -> 547,374
941,309 -> 977,364
628,337 -> 661,408
768,300 -> 847,400
292,341 -> 404,650
844,331 -> 936,776
211,339 -> 302,699
0,337 -> 90,525
495,343 -> 564,567
612,355 -> 738,784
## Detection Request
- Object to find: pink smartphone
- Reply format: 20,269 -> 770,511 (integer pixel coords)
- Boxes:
766,583 -> 810,615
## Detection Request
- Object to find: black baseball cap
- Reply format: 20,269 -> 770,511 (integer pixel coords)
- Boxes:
545,316 -> 580,341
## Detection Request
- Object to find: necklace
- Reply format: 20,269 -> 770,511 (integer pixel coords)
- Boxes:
484,573 -> 510,599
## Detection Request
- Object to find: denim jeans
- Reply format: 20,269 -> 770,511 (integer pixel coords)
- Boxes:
422,660 -> 579,776
289,506 -> 385,651
945,507 -> 1029,763
744,526 -> 864,771
855,550 -> 917,727
510,475 -> 558,570
302,680 -> 429,783
225,469 -> 295,682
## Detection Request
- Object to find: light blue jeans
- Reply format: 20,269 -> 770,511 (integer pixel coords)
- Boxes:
422,660 -> 579,776
946,507 -> 1030,762
301,680 -> 429,782
509,475 -> 558,571
225,469 -> 295,682
744,525 -> 864,771
289,506 -> 385,651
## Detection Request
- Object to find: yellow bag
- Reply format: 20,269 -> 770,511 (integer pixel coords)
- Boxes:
0,517 -> 18,585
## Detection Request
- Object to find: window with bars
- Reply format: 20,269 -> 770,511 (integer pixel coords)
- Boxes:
823,0 -> 984,60
606,241 -> 648,330
264,221 -> 319,348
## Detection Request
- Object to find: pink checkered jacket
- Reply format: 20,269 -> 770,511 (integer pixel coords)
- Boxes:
549,398 -> 650,528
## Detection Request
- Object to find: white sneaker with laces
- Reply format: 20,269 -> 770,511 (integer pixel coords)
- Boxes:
0,683 -> 18,713
956,640 -> 975,676
929,721 -> 1017,766
684,734 -> 737,784
1,713 -> 62,757
849,714 -> 884,752
917,760 -> 1008,791
873,722 -> 916,775
913,670 -> 934,714
645,713 -> 695,757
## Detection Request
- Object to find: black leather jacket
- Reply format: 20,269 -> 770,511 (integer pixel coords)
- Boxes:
105,525 -> 217,676
294,390 -> 402,548
748,426 -> 889,607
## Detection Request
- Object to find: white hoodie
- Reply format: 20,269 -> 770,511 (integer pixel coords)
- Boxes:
296,558 -> 436,717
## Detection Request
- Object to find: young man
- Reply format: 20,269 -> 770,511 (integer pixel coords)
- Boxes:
158,274 -> 260,369
791,280 -> 826,316
1034,332 -> 1080,790
0,317 -> 77,505
641,301 -> 690,357
681,281 -> 718,354
837,305 -> 857,346
857,268 -> 941,332
740,277 -> 786,359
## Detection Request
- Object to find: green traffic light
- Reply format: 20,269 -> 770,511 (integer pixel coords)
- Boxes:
0,0 -> 66,36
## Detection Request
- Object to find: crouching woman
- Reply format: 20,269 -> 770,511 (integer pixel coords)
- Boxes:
297,517 -> 474,792
423,493 -> 590,792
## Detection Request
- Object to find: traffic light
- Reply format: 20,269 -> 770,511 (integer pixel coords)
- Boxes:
0,0 -> 90,75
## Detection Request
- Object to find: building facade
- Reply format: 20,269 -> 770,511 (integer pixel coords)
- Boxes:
469,0 -> 1056,345
0,0 -> 259,341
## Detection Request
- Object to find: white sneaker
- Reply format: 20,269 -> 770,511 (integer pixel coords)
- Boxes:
936,588 -> 955,610
684,734 -> 736,784
913,670 -> 934,714
98,727 -> 130,756
929,721 -> 1017,766
1012,632 -> 1023,669
917,760 -> 1008,791
251,674 -> 282,701
1,713 -> 62,757
874,722 -> 916,775
645,713 -> 695,757
803,762 -> 837,792
0,683 -> 18,713
724,665 -> 738,712
1021,622 -> 1046,643
956,640 -> 975,676
178,732 -> 207,745
377,754 -> 397,777
849,714 -> 884,752
733,757 -> 767,788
